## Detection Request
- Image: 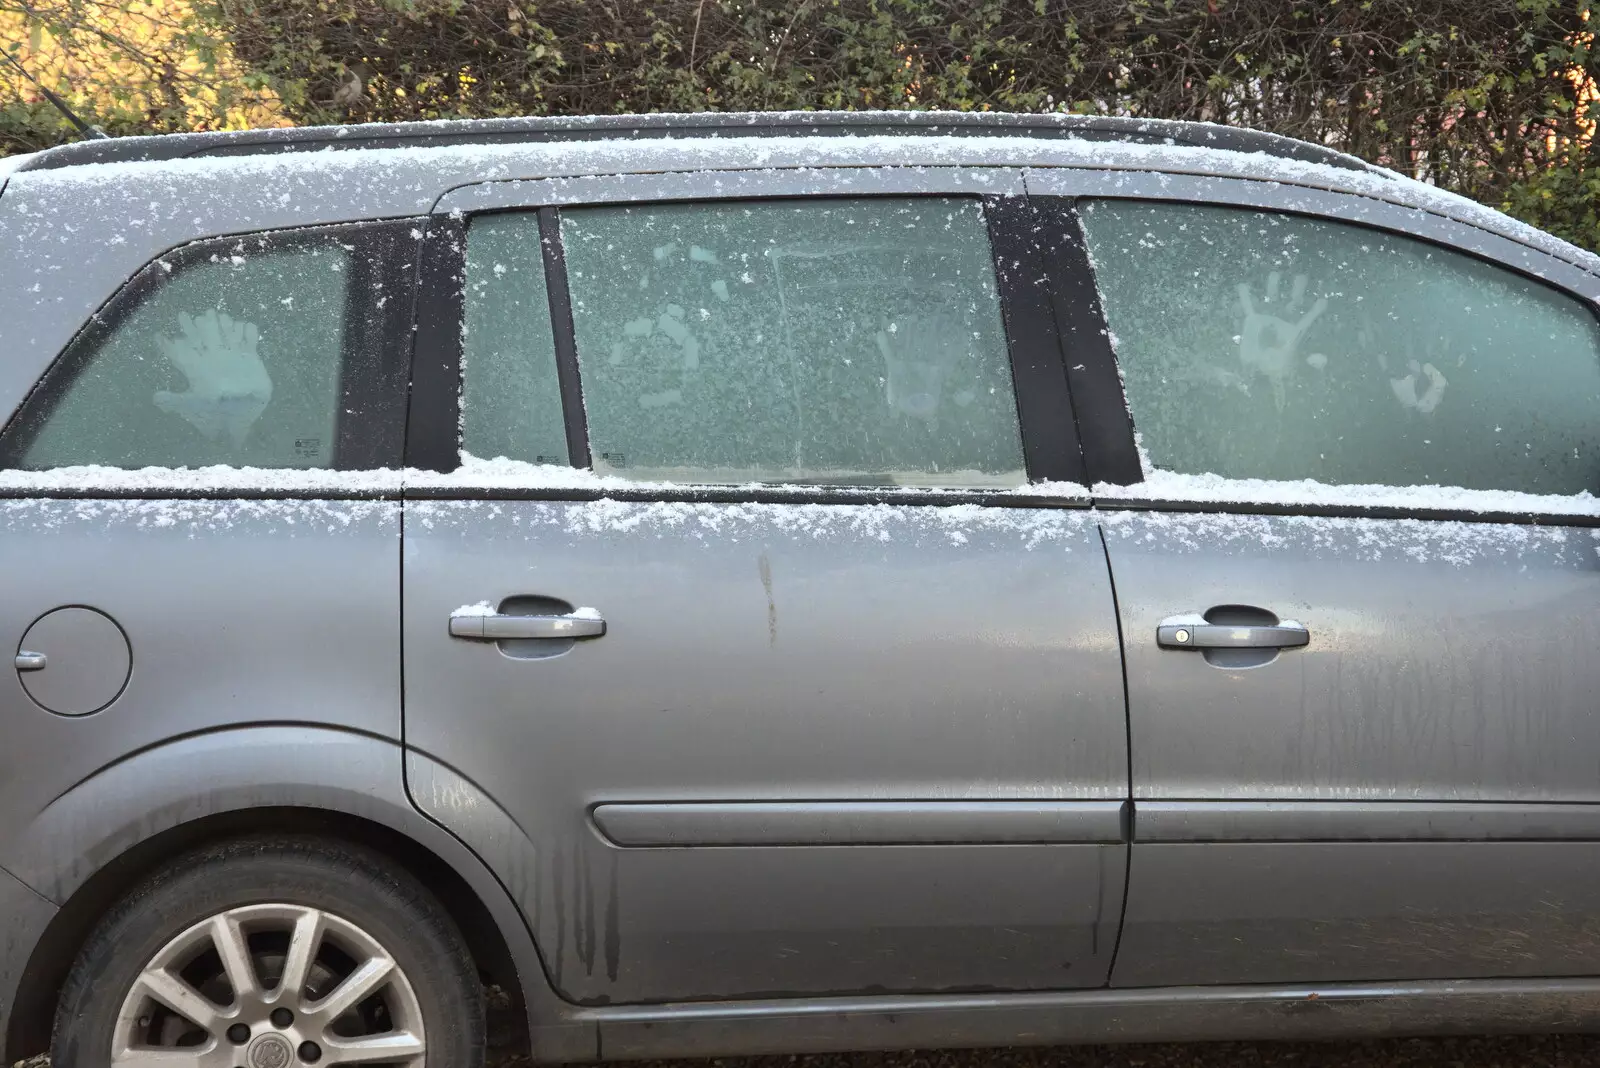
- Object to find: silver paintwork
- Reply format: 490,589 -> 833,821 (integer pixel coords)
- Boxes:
403,496 -> 1128,1003
1103,509 -> 1600,986
4,115 -> 1600,1060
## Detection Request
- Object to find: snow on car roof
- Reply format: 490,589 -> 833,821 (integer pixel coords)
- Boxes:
12,119 -> 1595,277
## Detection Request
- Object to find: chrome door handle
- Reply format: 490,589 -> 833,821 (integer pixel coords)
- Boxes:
449,609 -> 606,640
1157,617 -> 1308,650
14,651 -> 46,671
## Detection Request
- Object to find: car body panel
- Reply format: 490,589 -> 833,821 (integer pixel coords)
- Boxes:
1103,511 -> 1600,803
0,866 -> 55,1053
1103,509 -> 1600,984
1118,840 -> 1600,986
0,500 -> 401,894
402,498 -> 1128,1003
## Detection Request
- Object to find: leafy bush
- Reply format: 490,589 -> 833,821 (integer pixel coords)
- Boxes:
5,0 -> 1599,249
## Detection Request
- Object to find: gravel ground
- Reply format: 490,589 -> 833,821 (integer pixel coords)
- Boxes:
486,1036 -> 1600,1068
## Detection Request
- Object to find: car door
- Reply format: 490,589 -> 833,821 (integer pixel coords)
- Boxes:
1029,173 -> 1600,986
0,221 -> 413,893
400,169 -> 1131,1005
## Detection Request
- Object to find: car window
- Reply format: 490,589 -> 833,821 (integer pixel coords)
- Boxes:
1079,200 -> 1600,496
17,238 -> 350,470
557,197 -> 1025,487
460,213 -> 568,466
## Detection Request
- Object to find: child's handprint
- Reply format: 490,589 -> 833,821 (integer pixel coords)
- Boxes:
877,313 -> 960,421
152,309 -> 274,445
1237,271 -> 1328,410
1390,335 -> 1450,415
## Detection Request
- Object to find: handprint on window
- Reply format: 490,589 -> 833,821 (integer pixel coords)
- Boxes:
610,243 -> 732,410
875,312 -> 963,422
1389,334 -> 1451,415
152,309 -> 274,446
1236,271 -> 1328,411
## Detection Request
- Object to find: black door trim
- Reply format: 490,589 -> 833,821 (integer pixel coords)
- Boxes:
984,194 -> 1086,485
539,207 -> 591,470
404,214 -> 468,473
1032,196 -> 1142,487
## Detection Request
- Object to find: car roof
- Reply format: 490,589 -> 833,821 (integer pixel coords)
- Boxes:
16,110 -> 1375,174
6,110 -> 1596,353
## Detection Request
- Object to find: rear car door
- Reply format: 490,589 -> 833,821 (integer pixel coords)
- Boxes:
1030,172 -> 1600,985
401,170 -> 1131,1004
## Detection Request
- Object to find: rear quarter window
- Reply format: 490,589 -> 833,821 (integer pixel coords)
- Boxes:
9,232 -> 359,471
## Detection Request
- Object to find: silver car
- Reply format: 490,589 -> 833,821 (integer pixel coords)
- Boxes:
4,112 -> 1600,1068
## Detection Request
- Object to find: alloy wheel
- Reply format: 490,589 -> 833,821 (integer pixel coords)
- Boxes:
112,902 -> 426,1067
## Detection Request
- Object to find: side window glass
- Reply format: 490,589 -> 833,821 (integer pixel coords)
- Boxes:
1080,200 -> 1600,497
17,236 -> 352,470
559,197 -> 1025,487
460,213 -> 568,465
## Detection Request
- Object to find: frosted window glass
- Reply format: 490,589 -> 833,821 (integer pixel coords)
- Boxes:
1080,200 -> 1600,495
23,242 -> 347,470
560,197 -> 1025,487
460,213 -> 568,465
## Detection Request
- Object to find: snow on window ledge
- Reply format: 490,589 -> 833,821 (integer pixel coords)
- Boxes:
5,455 -> 1591,518
1098,468 -> 1600,518
0,455 -> 1095,498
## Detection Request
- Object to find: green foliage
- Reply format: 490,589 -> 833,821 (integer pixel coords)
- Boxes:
5,0 -> 1600,251
1502,147 -> 1600,248
1,1 -> 281,157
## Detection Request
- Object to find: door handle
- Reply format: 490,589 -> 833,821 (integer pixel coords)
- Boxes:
449,608 -> 606,641
1157,616 -> 1308,650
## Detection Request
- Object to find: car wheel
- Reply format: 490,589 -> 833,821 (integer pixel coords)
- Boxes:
52,835 -> 485,1068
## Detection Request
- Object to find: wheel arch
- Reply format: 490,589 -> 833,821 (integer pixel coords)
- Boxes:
1,726 -> 593,1063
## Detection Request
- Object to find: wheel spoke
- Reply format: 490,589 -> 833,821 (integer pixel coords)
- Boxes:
208,912 -> 258,1002
135,968 -> 225,1034
111,1048 -> 220,1066
322,1030 -> 426,1064
308,954 -> 395,1022
276,907 -> 325,1001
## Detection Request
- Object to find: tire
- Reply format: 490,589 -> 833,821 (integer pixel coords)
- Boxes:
52,835 -> 485,1068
